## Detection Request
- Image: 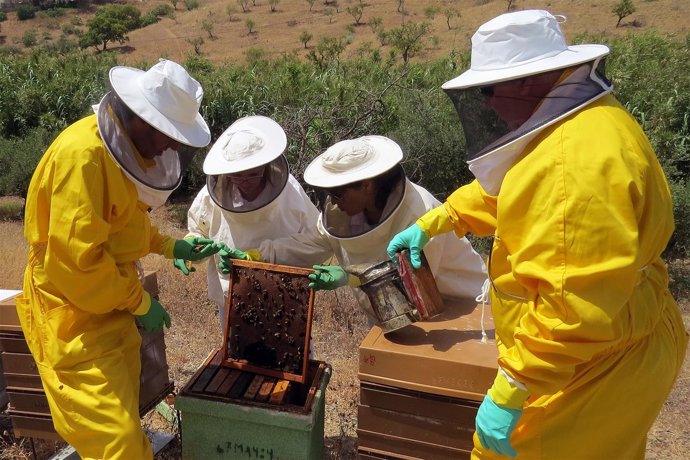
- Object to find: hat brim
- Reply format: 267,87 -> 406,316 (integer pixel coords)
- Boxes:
110,66 -> 211,148
442,44 -> 609,90
304,135 -> 403,188
203,115 -> 287,175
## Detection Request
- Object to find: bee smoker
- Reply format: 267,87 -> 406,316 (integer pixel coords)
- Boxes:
347,250 -> 445,334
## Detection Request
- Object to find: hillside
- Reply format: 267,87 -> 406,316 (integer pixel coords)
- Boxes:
2,0 -> 690,65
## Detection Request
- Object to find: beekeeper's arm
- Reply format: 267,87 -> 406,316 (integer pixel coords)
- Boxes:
43,150 -> 162,316
172,188 -> 224,275
387,180 -> 497,268
257,219 -> 334,267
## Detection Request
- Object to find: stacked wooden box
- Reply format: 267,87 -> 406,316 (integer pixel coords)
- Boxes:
357,298 -> 499,459
0,271 -> 173,440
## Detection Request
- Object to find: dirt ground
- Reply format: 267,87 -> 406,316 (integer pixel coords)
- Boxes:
1,0 -> 689,66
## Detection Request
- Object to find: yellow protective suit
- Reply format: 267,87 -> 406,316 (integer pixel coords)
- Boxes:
440,95 -> 688,459
17,114 -> 176,460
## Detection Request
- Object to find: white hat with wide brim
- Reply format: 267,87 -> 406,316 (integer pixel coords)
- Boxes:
203,115 -> 287,175
442,9 -> 609,90
110,59 -> 211,148
304,135 -> 403,188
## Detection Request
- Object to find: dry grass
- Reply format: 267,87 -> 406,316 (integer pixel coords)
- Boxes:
1,220 -> 28,290
1,0 -> 689,66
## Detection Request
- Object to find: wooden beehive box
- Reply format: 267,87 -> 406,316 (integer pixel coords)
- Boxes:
176,261 -> 330,459
357,298 -> 498,459
180,259 -> 326,412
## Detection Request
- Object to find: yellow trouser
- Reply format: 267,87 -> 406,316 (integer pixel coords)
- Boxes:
472,301 -> 687,460
17,250 -> 153,460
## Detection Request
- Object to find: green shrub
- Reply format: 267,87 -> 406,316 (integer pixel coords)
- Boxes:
0,11 -> 7,22
16,4 -> 36,20
42,37 -> 80,54
22,30 -> 38,48
40,8 -> 68,18
62,23 -> 79,35
184,0 -> 199,11
141,4 -> 174,26
0,49 -> 115,138
0,127 -> 59,197
666,181 -> 690,259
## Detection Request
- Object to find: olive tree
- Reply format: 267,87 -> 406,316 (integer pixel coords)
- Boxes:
78,4 -> 141,51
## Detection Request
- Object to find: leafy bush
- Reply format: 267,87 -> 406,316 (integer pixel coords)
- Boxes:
0,33 -> 689,257
42,37 -> 80,54
16,4 -> 36,20
0,11 -> 7,22
0,50 -> 115,138
62,23 -> 80,36
141,4 -> 174,26
22,30 -> 38,48
0,127 -> 58,197
184,0 -> 199,11
40,8 -> 68,18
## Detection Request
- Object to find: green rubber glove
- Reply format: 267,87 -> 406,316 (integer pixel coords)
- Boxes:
217,247 -> 250,274
173,258 -> 195,276
386,223 -> 430,269
173,237 -> 222,261
136,297 -> 171,332
475,395 -> 522,458
308,265 -> 349,291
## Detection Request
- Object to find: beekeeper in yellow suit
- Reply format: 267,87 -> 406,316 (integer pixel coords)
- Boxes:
17,59 -> 221,460
388,10 -> 688,460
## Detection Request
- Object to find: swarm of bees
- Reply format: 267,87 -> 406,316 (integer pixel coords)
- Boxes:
227,267 -> 311,374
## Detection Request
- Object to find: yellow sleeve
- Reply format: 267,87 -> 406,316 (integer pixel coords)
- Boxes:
444,179 -> 498,238
41,134 -> 145,315
150,228 -> 176,258
416,205 -> 453,237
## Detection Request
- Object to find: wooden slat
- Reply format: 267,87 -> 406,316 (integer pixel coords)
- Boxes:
303,363 -> 325,411
227,372 -> 254,399
204,368 -> 230,393
190,366 -> 218,394
216,370 -> 241,395
242,375 -> 265,400
269,380 -> 290,405
256,377 -> 276,402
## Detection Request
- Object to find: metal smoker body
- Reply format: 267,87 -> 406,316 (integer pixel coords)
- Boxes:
354,260 -> 422,334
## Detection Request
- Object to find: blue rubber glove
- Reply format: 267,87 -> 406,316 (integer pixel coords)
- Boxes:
308,265 -> 349,290
136,297 -> 171,332
173,237 -> 222,261
173,258 -> 195,275
386,223 -> 430,269
476,395 -> 522,458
